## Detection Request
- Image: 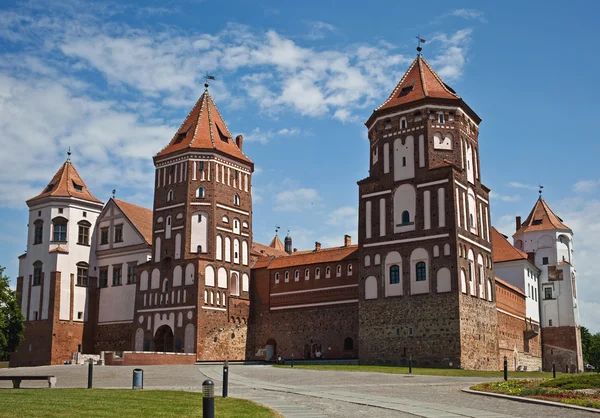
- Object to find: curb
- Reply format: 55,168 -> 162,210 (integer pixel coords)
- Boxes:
462,387 -> 600,414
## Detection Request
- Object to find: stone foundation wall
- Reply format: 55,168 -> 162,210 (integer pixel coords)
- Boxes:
104,351 -> 196,366
94,323 -> 134,353
459,294 -> 499,370
359,293 -> 460,367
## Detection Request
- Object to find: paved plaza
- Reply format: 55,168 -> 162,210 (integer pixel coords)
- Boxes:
0,364 -> 596,417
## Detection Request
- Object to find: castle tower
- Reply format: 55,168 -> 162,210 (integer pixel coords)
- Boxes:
11,156 -> 104,366
513,196 -> 583,372
134,86 -> 254,360
357,53 -> 499,369
284,232 -> 293,255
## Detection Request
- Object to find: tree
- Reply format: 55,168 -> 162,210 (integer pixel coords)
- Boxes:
0,266 -> 24,361
581,326 -> 593,363
588,333 -> 600,373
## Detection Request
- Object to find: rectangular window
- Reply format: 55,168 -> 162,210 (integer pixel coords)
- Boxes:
234,170 -> 239,180
199,161 -> 204,171
77,311 -> 83,320
33,311 -> 39,320
113,266 -> 122,286
78,225 -> 90,245
58,208 -> 63,214
542,257 -> 549,265
127,263 -> 137,284
83,211 -> 87,218
76,267 -> 88,286
99,268 -> 108,288
33,268 -> 42,286
544,287 -> 552,299
114,225 -> 123,243
34,224 -> 43,244
53,223 -> 67,242
549,319 -> 553,326
100,228 -> 109,245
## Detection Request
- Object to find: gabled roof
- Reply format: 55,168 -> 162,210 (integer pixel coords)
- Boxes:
156,89 -> 252,165
27,160 -> 103,206
376,55 -> 460,112
491,227 -> 529,263
268,235 -> 285,252
112,199 -> 153,245
263,245 -> 359,270
252,241 -> 289,258
514,197 -> 571,236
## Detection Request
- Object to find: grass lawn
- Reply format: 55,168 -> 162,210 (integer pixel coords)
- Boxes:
273,364 -> 555,378
471,374 -> 600,409
0,389 -> 280,418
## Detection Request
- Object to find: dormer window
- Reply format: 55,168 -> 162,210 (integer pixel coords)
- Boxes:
72,181 -> 83,192
399,83 -> 414,97
216,123 -> 229,143
175,125 -> 190,144
44,183 -> 54,193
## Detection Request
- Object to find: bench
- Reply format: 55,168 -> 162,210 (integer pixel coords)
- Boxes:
0,376 -> 57,388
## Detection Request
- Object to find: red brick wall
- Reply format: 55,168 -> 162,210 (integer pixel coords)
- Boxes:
104,351 -> 196,366
542,326 -> 583,372
95,323 -> 135,352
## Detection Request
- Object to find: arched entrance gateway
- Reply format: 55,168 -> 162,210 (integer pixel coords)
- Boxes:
154,325 -> 174,353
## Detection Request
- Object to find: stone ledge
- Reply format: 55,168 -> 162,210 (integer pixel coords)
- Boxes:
462,387 -> 600,414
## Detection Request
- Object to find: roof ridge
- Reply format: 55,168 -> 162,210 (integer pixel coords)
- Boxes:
420,56 -> 460,98
156,94 -> 204,156
190,92 -> 208,149
208,92 -> 251,159
418,56 -> 428,97
289,244 -> 358,256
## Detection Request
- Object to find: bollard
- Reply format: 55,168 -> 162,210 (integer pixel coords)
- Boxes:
409,356 -> 412,374
291,353 -> 294,369
132,368 -> 144,389
503,356 -> 508,381
87,359 -> 94,389
222,360 -> 229,398
552,361 -> 556,379
202,380 -> 215,418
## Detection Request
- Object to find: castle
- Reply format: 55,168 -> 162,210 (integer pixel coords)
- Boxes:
10,53 -> 583,372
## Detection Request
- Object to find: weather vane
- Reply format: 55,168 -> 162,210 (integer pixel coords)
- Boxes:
112,189 -> 116,199
539,184 -> 544,197
416,35 -> 426,54
204,73 -> 215,89
275,225 -> 280,236
67,146 -> 71,161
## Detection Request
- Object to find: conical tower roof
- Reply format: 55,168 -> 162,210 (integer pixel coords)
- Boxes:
269,235 -> 285,252
156,89 -> 252,165
27,159 -> 102,206
366,54 -> 480,126
514,197 -> 571,236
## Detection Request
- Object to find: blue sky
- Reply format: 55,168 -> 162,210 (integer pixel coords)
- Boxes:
1,0 -> 598,331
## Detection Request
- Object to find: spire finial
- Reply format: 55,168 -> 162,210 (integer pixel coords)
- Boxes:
112,189 -> 116,199
275,225 -> 280,236
67,146 -> 71,161
416,36 -> 426,55
204,73 -> 215,90
539,184 -> 544,198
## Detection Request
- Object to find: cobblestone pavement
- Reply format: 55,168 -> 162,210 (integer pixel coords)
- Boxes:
0,364 -> 597,418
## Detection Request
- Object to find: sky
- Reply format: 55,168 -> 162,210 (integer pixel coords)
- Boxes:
0,0 -> 598,331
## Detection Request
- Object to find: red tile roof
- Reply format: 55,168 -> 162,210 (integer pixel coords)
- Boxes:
495,276 -> 526,297
156,90 -> 252,165
252,241 -> 288,258
27,160 -> 102,205
491,227 -> 529,263
49,246 -> 69,254
376,55 -> 460,112
262,245 -> 358,270
514,197 -> 571,235
113,199 -> 153,245
268,235 -> 285,252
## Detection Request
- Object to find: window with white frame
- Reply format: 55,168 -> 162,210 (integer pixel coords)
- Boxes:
305,269 -> 310,280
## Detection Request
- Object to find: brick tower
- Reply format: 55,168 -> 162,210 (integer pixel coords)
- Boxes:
134,85 -> 254,360
357,52 -> 499,369
11,156 -> 104,366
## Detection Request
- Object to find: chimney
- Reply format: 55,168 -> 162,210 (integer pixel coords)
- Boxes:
344,235 -> 351,246
515,216 -> 522,232
527,252 -> 535,265
235,135 -> 243,151
315,242 -> 321,251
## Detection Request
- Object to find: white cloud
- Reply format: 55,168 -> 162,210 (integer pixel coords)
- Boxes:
243,127 -> 302,144
451,9 -> 487,23
429,29 -> 472,81
327,206 -> 358,228
573,179 -> 600,194
489,191 -> 521,202
508,181 -> 539,191
305,21 -> 337,41
274,188 -> 320,212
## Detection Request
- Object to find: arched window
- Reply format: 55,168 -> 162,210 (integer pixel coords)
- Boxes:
364,255 -> 370,267
285,271 -> 290,282
438,112 -> 445,124
275,273 -> 280,283
52,217 -> 68,242
162,279 -> 169,293
230,273 -> 240,296
196,187 -> 205,199
374,254 -> 381,265
461,269 -> 467,294
222,215 -> 229,223
305,269 -> 310,280
216,292 -> 220,306
315,268 -> 320,279
234,194 -> 240,206
347,264 -> 353,276
344,337 -> 354,351
167,189 -> 174,202
33,219 -> 44,244
401,211 -> 410,224
336,265 -> 342,277
365,276 -> 378,299
389,265 -> 400,284
326,267 -> 331,278
416,262 -> 426,282
32,261 -> 43,286
165,216 -> 172,239
233,218 -> 240,234
294,270 -> 299,281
